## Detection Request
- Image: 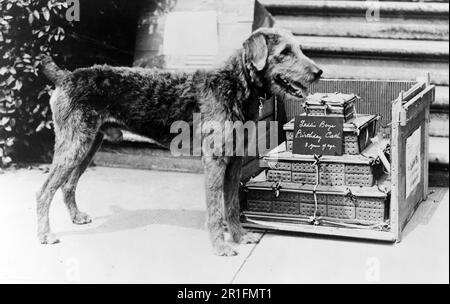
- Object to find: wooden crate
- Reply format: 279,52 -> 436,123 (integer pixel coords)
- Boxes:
241,79 -> 435,242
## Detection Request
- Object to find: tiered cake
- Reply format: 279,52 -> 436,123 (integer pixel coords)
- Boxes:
242,93 -> 391,227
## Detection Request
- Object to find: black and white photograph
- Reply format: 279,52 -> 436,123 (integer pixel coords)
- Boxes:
0,0 -> 448,286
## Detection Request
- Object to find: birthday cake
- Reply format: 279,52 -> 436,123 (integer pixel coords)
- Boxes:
241,93 -> 391,226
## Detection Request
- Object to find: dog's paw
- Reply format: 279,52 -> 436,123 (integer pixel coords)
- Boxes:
239,232 -> 262,244
72,212 -> 92,225
213,243 -> 238,257
38,233 -> 60,245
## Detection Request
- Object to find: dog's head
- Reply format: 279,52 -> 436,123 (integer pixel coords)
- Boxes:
243,28 -> 322,100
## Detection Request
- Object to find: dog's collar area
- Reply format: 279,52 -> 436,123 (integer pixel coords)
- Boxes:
241,50 -> 273,118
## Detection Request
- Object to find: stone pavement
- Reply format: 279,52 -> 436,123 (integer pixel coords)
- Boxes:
0,167 -> 448,283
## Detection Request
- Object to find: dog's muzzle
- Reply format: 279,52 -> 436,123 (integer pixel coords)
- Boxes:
275,75 -> 308,98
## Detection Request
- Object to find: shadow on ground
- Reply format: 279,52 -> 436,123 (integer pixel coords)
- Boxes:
402,188 -> 448,239
59,206 -> 206,236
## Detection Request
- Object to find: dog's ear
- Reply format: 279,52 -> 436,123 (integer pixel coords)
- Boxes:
243,32 -> 268,71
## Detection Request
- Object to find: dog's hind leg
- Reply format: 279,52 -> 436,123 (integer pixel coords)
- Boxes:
224,157 -> 261,245
36,129 -> 97,244
204,156 -> 238,256
61,132 -> 104,225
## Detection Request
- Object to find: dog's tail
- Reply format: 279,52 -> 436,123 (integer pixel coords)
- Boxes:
40,55 -> 70,85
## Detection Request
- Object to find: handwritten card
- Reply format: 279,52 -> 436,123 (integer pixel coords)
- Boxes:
293,116 -> 344,156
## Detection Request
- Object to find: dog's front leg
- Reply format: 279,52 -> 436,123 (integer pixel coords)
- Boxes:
224,157 -> 262,245
203,156 -> 238,256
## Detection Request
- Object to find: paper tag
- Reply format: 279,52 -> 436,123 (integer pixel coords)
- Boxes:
406,126 -> 422,198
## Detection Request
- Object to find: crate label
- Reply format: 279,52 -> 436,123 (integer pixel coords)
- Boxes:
406,126 -> 422,198
293,116 -> 344,156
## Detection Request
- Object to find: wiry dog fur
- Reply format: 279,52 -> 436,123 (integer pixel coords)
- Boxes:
37,28 -> 322,256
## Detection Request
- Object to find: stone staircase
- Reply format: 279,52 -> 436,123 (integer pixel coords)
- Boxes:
261,0 -> 449,170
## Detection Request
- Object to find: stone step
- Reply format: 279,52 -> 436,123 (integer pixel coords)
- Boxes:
276,14 -> 448,41
296,37 -> 449,108
315,0 -> 449,2
307,55 -> 448,87
313,58 -> 447,85
320,0 -> 448,2
297,36 -> 449,61
261,0 -> 449,18
430,112 -> 449,138
430,136 -> 449,165
434,86 -> 449,111
94,144 -> 203,174
262,0 -> 449,40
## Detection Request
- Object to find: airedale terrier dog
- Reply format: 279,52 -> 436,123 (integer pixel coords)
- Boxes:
38,28 -> 322,256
